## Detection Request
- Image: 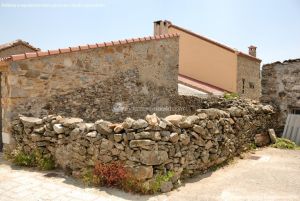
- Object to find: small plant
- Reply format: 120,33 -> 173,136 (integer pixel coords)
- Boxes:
13,149 -> 36,166
94,161 -> 127,187
146,171 -> 174,193
11,148 -> 55,170
223,92 -> 238,100
82,168 -> 100,186
271,138 -> 300,150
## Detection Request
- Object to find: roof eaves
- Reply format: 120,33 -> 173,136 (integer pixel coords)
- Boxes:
0,39 -> 40,52
2,34 -> 179,62
168,21 -> 262,62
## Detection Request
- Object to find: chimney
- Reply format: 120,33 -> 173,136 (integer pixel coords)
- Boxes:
248,45 -> 257,57
154,20 -> 171,35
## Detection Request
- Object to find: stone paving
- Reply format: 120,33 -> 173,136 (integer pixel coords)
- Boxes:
1,148 -> 300,201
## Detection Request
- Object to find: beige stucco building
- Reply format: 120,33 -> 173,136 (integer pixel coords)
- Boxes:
154,20 -> 261,100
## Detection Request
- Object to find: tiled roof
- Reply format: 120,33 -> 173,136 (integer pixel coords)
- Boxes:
0,39 -> 40,52
178,74 -> 227,95
1,34 -> 179,62
163,20 -> 261,62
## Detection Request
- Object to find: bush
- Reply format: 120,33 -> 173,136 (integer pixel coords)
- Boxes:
11,148 -> 55,170
271,138 -> 300,150
82,168 -> 101,186
94,161 -> 127,187
223,92 -> 238,100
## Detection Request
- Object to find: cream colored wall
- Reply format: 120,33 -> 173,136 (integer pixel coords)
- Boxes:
168,27 -> 237,92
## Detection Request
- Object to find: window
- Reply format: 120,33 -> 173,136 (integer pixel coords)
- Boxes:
249,82 -> 255,89
291,108 -> 300,115
242,79 -> 245,94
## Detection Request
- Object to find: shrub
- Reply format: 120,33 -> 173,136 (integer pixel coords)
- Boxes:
82,168 -> 101,186
271,138 -> 300,150
145,171 -> 175,194
11,148 -> 55,170
13,149 -> 36,167
94,161 -> 127,187
223,92 -> 238,100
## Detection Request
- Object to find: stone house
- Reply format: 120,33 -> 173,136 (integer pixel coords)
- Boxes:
0,34 -> 179,150
0,39 -> 39,58
261,59 -> 300,132
154,20 -> 261,100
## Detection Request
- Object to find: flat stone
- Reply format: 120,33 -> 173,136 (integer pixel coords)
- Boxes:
122,117 -> 135,129
197,113 -> 208,120
255,133 -> 270,147
160,181 -> 173,193
95,120 -> 113,134
132,119 -> 148,129
30,133 -> 42,142
20,116 -> 43,128
145,113 -> 159,126
86,131 -> 97,138
114,134 -> 123,142
59,118 -> 83,127
101,138 -> 114,150
33,126 -> 45,134
268,129 -> 277,144
127,166 -> 153,180
53,124 -> 64,134
179,115 -> 199,128
169,133 -> 179,143
165,115 -> 184,126
129,140 -> 155,150
180,134 -> 190,145
193,125 -> 206,135
205,140 -> 214,150
114,124 -> 124,133
140,150 -> 168,165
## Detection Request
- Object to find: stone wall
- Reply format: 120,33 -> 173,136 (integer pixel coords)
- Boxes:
1,36 -> 179,143
0,44 -> 37,58
237,55 -> 261,100
261,59 -> 300,132
11,101 -> 274,192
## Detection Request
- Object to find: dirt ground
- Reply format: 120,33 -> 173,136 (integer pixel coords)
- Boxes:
1,147 -> 300,201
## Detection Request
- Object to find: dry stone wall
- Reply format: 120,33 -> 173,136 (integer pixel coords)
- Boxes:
261,59 -> 300,132
2,37 -> 179,140
11,100 -> 274,192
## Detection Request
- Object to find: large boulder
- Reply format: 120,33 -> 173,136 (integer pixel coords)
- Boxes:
140,150 -> 168,165
127,166 -> 153,180
255,133 -> 271,147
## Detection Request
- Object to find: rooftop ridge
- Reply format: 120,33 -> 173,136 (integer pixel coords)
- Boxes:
0,39 -> 40,52
2,34 -> 179,62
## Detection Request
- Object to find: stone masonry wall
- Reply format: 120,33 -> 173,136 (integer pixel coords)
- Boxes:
11,101 -> 274,192
0,44 -> 37,58
1,37 -> 179,142
237,55 -> 261,100
261,59 -> 300,132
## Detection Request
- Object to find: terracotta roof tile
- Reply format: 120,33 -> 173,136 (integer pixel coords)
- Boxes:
0,39 -> 40,52
1,34 -> 179,62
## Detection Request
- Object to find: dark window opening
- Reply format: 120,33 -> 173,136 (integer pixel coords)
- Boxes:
291,108 -> 300,115
249,82 -> 255,89
242,78 -> 245,94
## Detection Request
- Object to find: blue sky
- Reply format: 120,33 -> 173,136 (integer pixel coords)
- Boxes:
0,0 -> 299,64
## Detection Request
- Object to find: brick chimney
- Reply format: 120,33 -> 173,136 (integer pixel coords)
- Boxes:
248,45 -> 257,57
154,20 -> 171,35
